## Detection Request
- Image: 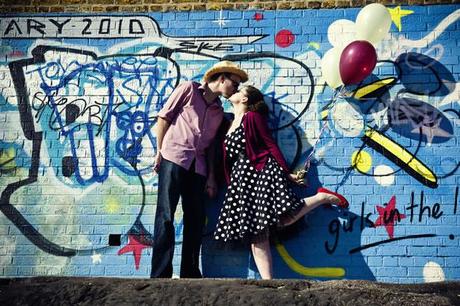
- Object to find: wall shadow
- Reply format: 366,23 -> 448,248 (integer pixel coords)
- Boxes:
202,104 -> 376,280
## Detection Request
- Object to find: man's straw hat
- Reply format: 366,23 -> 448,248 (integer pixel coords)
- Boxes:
203,60 -> 248,83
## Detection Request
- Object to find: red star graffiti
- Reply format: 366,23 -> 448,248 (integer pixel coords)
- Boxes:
374,196 -> 406,239
253,13 -> 264,21
117,235 -> 151,270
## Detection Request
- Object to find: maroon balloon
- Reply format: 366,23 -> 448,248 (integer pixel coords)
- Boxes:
339,40 -> 377,85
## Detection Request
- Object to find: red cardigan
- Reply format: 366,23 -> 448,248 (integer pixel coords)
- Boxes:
223,111 -> 290,184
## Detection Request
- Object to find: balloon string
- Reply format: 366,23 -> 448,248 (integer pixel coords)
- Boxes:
302,121 -> 329,172
301,86 -> 344,174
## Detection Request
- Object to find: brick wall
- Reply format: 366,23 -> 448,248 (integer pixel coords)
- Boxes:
0,0 -> 459,12
0,4 -> 459,282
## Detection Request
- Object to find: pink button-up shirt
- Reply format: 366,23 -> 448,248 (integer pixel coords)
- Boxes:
158,81 -> 224,177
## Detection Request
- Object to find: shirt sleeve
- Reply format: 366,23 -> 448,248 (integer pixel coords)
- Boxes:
157,82 -> 192,123
251,112 -> 290,173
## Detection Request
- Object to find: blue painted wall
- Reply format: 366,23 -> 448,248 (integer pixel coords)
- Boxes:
0,5 -> 459,283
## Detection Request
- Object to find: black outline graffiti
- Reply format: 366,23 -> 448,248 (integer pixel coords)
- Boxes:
322,55 -> 457,189
362,128 -> 438,188
2,45 -> 182,255
349,234 -> 437,254
438,109 -> 460,179
3,43 -> 315,254
4,36 -> 457,264
223,52 -> 315,131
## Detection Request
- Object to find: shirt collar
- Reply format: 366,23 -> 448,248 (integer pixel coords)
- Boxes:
198,83 -> 222,106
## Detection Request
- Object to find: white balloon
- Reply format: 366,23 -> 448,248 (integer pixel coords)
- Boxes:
321,48 -> 343,89
356,3 -> 392,44
327,19 -> 357,49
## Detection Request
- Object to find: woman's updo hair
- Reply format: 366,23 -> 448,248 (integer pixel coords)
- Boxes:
243,85 -> 269,116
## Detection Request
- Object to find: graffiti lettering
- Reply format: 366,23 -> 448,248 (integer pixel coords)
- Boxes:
4,20 -> 21,36
48,19 -> 71,35
325,202 -> 375,254
325,219 -> 340,254
0,16 -> 159,39
31,91 -> 105,129
383,208 -> 403,224
455,186 -> 459,215
26,19 -> 45,35
177,41 -> 234,52
406,191 -> 445,223
327,187 -> 458,254
82,18 -> 92,35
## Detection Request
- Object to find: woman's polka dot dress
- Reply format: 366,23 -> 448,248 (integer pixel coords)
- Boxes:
214,123 -> 304,243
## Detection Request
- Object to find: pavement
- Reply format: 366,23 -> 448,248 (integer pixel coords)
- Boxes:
1,277 -> 459,305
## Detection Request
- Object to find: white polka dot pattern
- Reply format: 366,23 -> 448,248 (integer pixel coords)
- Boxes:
214,124 -> 304,242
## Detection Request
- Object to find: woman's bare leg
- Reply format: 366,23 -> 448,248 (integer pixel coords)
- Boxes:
282,192 -> 341,227
251,239 -> 273,280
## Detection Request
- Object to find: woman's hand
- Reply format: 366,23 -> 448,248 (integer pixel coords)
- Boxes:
205,177 -> 218,198
289,170 -> 307,186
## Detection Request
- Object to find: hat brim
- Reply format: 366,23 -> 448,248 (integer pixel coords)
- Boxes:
203,66 -> 248,83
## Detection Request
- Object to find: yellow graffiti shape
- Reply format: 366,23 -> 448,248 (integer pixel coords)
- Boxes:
351,150 -> 372,173
105,196 -> 121,214
275,240 -> 345,278
388,6 -> 414,32
354,78 -> 397,100
308,42 -> 320,50
320,109 -> 329,120
363,127 -> 437,188
0,147 -> 16,170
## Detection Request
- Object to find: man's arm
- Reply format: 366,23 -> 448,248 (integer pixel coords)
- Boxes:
154,82 -> 191,172
154,117 -> 171,172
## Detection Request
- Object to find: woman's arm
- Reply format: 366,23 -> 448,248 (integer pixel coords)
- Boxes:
249,112 -> 290,173
205,139 -> 218,198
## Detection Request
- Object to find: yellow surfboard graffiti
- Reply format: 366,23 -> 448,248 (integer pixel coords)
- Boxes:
354,77 -> 397,99
363,126 -> 438,188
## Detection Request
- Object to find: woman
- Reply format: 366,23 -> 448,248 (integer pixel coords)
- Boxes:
214,85 -> 348,279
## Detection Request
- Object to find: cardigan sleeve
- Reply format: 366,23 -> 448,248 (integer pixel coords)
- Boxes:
247,112 -> 290,173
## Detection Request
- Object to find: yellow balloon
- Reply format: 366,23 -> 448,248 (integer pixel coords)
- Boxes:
356,3 -> 392,44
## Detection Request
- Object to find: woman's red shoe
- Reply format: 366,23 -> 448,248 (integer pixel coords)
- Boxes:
317,187 -> 349,208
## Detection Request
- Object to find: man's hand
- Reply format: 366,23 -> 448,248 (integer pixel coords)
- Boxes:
205,176 -> 218,198
153,117 -> 170,174
153,153 -> 162,173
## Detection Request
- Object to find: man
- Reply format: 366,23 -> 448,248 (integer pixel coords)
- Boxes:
151,61 -> 248,278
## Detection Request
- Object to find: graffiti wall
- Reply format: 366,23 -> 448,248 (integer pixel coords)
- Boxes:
0,5 -> 459,282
